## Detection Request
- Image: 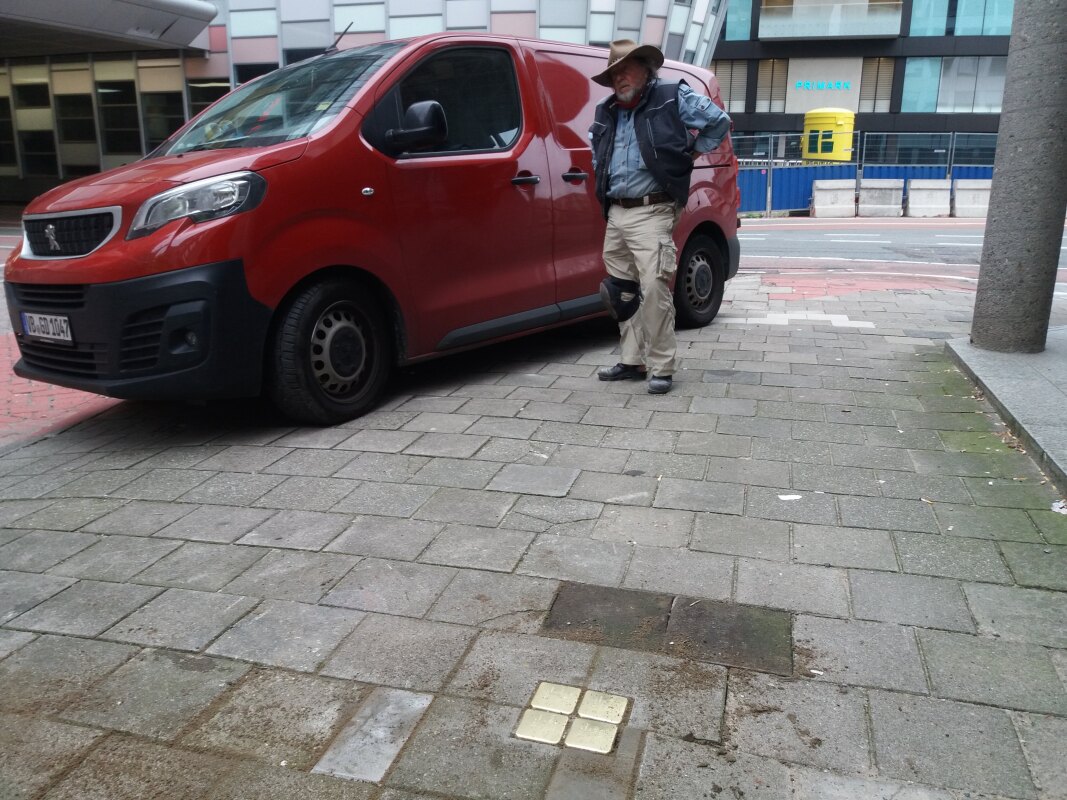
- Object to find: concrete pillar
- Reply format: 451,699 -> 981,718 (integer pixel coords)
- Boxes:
971,0 -> 1067,353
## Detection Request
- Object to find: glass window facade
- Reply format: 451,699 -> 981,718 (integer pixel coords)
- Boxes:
901,57 -> 939,112
956,0 -> 1014,35
902,56 -> 1006,113
724,0 -> 752,40
909,0 -> 949,35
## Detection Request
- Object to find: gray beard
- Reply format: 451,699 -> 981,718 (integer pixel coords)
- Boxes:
615,88 -> 637,103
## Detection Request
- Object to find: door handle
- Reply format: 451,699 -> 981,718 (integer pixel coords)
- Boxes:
511,175 -> 541,185
562,171 -> 589,182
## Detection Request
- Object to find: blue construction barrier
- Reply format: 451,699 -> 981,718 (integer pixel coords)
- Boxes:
738,168 -> 769,213
950,165 -> 995,180
771,164 -> 858,212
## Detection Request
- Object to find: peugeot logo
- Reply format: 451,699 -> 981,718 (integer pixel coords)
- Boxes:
44,224 -> 61,252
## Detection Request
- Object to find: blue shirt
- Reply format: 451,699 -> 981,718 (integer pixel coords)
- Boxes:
600,83 -> 731,200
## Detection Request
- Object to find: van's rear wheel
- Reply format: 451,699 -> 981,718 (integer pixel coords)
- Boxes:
267,279 -> 392,425
674,234 -> 726,328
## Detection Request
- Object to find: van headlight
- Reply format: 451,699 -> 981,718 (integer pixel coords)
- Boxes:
127,171 -> 266,239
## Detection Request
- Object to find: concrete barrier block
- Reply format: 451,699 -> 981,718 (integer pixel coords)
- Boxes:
906,179 -> 951,217
858,179 -> 903,217
952,179 -> 992,218
811,179 -> 856,217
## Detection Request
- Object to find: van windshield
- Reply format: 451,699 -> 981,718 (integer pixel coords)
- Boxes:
157,42 -> 402,155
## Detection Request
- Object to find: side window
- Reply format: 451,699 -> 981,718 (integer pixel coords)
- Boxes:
364,48 -> 521,156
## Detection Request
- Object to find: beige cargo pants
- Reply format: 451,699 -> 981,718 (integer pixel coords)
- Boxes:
602,201 -> 680,377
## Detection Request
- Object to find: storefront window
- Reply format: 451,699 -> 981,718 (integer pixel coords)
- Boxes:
900,57 -> 939,112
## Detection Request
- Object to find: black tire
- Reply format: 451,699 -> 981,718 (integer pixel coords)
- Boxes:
266,279 -> 392,425
674,234 -> 726,328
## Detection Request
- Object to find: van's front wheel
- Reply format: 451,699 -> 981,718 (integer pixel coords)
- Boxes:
674,234 -> 726,328
267,279 -> 392,425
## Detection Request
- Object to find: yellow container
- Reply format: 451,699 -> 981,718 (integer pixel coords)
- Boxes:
802,108 -> 855,162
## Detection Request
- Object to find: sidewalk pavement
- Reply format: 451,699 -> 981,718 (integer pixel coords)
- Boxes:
0,270 -> 1065,800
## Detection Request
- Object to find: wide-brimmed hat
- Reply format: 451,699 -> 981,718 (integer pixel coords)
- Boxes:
592,39 -> 665,87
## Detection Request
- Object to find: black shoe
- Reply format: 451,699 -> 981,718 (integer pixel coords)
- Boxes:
598,363 -> 647,381
648,375 -> 673,394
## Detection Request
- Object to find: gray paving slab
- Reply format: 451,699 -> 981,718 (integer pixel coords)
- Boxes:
654,477 -> 745,515
736,558 -> 849,617
569,471 -> 658,506
153,504 -> 276,543
789,768 -> 953,800
427,569 -> 559,632
128,541 -> 267,591
0,573 -> 78,628
418,523 -> 534,572
322,557 -> 456,616
791,463 -> 880,496
932,503 -> 1043,542
332,481 -> 437,517
177,472 -> 286,506
999,541 -> 1067,589
81,499 -> 196,535
792,523 -> 898,570
47,534 -> 180,580
0,529 -> 98,571
209,765 -> 375,800
850,570 -> 974,632
1013,712 -> 1067,800
0,628 -> 34,659
592,506 -> 693,548
206,599 -> 364,671
334,452 -> 429,481
1030,508 -> 1067,544
622,546 -> 733,599
868,690 -> 1037,798
893,531 -> 1012,583
690,513 -> 789,561
487,464 -> 581,497
221,549 -> 359,603
60,649 -> 249,740
792,616 -> 926,692
963,583 -> 1067,648
9,497 -> 125,531
409,456 -> 503,489
182,669 -> 367,770
518,534 -> 632,586
104,587 -> 256,651
0,714 -> 107,800
322,613 -> 475,690
545,725 -> 642,800
9,579 -> 161,636
745,487 -> 838,525
325,515 -> 442,560
252,475 -> 360,511
414,487 -> 517,526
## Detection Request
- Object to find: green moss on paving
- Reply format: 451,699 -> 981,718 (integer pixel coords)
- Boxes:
940,431 -> 1014,454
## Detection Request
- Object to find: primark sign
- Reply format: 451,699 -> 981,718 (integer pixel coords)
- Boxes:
796,80 -> 851,91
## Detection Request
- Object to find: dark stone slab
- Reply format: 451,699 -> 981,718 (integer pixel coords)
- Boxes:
666,597 -> 792,676
543,581 -> 671,651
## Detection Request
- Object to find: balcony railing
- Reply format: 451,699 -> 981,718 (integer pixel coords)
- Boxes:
758,1 -> 903,40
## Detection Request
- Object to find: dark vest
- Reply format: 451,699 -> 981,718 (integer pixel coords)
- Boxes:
590,79 -> 695,218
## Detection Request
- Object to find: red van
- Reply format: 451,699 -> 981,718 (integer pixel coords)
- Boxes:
4,34 -> 739,424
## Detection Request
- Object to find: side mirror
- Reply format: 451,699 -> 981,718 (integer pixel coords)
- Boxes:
385,100 -> 448,154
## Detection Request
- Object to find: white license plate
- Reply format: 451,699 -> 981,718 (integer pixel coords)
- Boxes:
21,312 -> 72,344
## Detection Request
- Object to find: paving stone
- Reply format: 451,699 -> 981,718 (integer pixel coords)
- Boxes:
582,406 -> 653,429
1029,508 -> 1067,544
325,516 -> 442,560
1013,712 -> 1067,800
569,472 -> 658,506
97,470 -> 214,502
894,532 -> 1011,583
323,558 -> 455,616
223,549 -> 359,603
933,504 -> 1043,542
401,411 -> 479,433
153,505 -> 276,543
999,542 -> 1067,589
791,464 -> 880,496
590,505 -> 691,549
194,445 -> 292,472
0,714 -> 107,800
61,649 -> 249,740
322,613 -> 475,690
623,546 -> 733,599
510,495 -> 604,526
918,629 -> 1067,714
690,514 -> 790,561
415,487 -> 517,526
789,767 -> 953,800
690,397 -> 757,416
44,735 -> 230,800
909,449 -> 1032,479
272,427 -> 359,448
850,571 -> 973,632
875,473 -> 972,503
547,443 -> 630,471
403,432 -> 490,458
750,438 -> 831,464
252,476 -> 359,511
336,429 -> 422,453
534,420 -> 609,447
792,421 -> 867,446
47,534 -> 180,580
665,598 -> 792,675
263,448 -> 359,477
183,669 -> 367,769
334,452 -> 429,482
518,534 -> 632,586
11,579 -> 161,636
230,509 -> 352,551
675,431 -> 752,457
654,478 -> 745,515
545,725 -> 642,800
830,443 -> 913,471
418,523 -> 534,572
314,686 -> 433,784
10,497 -> 125,531
543,581 -> 672,652
387,696 -> 557,799
838,496 -> 939,533
43,468 -> 145,498
863,426 -> 944,450
0,528 -> 28,547
210,764 -> 374,800
459,398 -> 531,417
868,690 -> 1036,798
704,456 -> 790,488
592,646 -> 727,740
0,634 -> 137,713
332,481 -> 437,517
81,499 -> 196,535
724,671 -> 871,772
134,445 -> 225,470
0,529 -> 97,571
962,477 -> 1060,510
938,431 -> 1011,453
792,616 -> 926,692
717,415 -> 791,438
792,524 -> 898,571
964,584 -> 1067,647
634,735 -> 793,800
736,559 -> 849,618
104,587 -> 254,650
207,599 -> 364,671
0,570 -> 76,624
178,472 -> 286,506
408,457 -> 502,489
448,630 -> 596,706
487,464 -> 581,497
132,541 -> 267,590
0,628 -> 34,659
428,569 -> 559,632
745,487 -> 838,526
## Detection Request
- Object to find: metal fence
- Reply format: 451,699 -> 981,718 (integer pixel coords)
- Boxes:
733,132 -> 997,214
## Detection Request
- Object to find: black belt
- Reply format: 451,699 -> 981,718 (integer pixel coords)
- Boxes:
610,191 -> 673,208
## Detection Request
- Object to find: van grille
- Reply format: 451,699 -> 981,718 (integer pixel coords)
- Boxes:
24,212 -> 115,257
18,340 -> 105,378
119,307 -> 166,372
10,283 -> 87,310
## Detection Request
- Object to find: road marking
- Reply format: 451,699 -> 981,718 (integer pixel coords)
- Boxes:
828,232 -> 882,236
936,234 -> 984,238
827,239 -> 885,243
740,255 -> 974,267
936,242 -> 983,246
